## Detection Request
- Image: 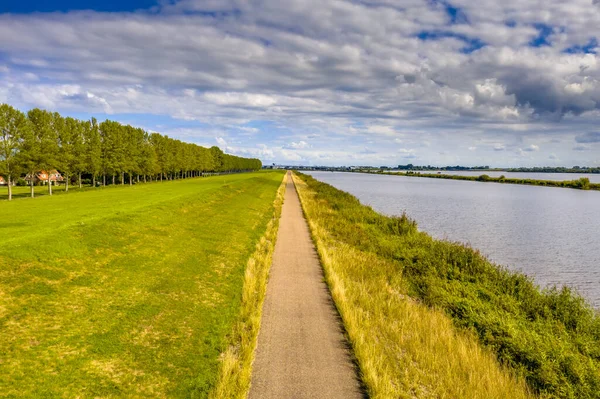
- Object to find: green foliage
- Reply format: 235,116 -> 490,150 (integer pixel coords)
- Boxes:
1,102 -> 262,199
0,104 -> 31,199
296,172 -> 600,399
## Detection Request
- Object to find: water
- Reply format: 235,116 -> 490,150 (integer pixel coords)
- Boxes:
307,171 -> 600,307
391,170 -> 600,183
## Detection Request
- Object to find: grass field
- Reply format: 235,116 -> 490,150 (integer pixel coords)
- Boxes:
0,171 -> 284,398
294,171 -> 600,398
1,184 -> 84,200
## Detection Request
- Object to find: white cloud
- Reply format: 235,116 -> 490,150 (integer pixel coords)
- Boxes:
215,136 -> 228,147
286,140 -> 310,149
0,0 -> 599,166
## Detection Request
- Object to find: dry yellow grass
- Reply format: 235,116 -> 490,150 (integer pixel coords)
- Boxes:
292,172 -> 535,399
209,172 -> 287,399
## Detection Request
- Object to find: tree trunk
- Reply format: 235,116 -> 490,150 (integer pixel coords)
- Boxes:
137,175 -> 140,183
112,174 -> 115,185
93,175 -> 97,187
121,172 -> 125,185
144,175 -> 147,183
7,176 -> 12,201
48,174 -> 52,196
79,172 -> 82,189
129,172 -> 132,186
30,175 -> 34,198
65,173 -> 69,192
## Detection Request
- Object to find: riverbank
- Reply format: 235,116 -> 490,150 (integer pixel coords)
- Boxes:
358,170 -> 600,190
294,171 -> 600,398
0,171 -> 284,397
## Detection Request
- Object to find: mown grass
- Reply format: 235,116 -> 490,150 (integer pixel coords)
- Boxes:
0,171 -> 284,398
210,173 -> 287,399
294,171 -> 600,399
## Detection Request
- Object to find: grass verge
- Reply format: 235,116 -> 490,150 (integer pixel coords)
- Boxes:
209,172 -> 287,399
293,171 -> 600,398
0,171 -> 284,398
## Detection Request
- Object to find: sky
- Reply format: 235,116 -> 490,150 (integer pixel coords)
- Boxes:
1,0 -> 600,167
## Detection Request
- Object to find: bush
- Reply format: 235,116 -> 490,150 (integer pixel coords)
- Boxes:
16,178 -> 27,186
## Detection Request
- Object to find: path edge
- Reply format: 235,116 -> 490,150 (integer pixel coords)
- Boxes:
291,172 -> 368,397
209,171 -> 287,399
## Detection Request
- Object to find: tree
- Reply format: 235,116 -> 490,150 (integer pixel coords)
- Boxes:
70,120 -> 86,188
3,103 -> 261,198
57,115 -> 77,192
85,118 -> 102,187
27,109 -> 60,195
0,104 -> 29,200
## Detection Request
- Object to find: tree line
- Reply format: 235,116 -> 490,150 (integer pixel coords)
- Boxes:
0,103 -> 262,200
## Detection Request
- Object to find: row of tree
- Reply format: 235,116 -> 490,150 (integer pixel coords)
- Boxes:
0,103 -> 262,200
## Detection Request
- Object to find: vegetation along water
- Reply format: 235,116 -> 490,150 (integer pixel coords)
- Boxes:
294,171 -> 600,399
361,169 -> 600,190
0,171 -> 284,397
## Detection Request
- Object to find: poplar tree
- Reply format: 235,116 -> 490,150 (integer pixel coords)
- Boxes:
70,120 -> 86,188
57,115 -> 76,192
27,109 -> 59,195
85,118 -> 102,187
0,104 -> 29,200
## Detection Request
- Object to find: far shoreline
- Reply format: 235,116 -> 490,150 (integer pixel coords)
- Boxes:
350,169 -> 600,191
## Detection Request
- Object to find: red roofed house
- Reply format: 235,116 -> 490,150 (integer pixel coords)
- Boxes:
25,170 -> 64,185
0,176 -> 7,186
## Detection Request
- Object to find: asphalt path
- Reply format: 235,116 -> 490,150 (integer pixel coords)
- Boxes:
248,172 -> 362,399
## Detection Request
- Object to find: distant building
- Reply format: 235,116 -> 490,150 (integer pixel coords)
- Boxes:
25,170 -> 64,185
0,176 -> 7,186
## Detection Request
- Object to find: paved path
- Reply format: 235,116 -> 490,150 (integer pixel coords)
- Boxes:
248,172 -> 362,399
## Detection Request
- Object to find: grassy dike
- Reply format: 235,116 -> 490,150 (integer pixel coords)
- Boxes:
0,171 -> 284,398
210,173 -> 286,399
293,172 -> 600,399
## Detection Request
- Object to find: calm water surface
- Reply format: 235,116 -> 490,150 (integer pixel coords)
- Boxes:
307,171 -> 600,307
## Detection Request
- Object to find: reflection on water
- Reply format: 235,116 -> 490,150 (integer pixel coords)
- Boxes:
307,171 -> 600,307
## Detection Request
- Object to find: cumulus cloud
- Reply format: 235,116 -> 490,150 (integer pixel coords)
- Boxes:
1,0 -> 600,165
573,144 -> 591,151
284,140 -> 310,149
575,132 -> 600,143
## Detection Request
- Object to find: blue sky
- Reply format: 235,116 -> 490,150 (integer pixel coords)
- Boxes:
1,0 -> 600,167
0,0 -> 158,13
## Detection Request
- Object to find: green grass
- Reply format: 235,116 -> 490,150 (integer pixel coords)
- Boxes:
294,171 -> 600,399
0,171 -> 284,398
210,173 -> 287,399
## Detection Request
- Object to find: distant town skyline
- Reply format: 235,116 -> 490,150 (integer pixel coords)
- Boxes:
1,0 -> 599,167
